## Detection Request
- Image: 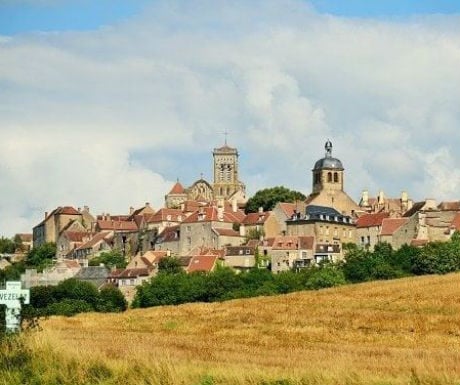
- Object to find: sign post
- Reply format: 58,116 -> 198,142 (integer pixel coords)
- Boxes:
0,281 -> 30,333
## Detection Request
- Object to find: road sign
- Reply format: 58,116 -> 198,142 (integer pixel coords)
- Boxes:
0,281 -> 30,333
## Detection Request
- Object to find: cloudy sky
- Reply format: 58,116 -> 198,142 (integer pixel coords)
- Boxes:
1,0 -> 460,236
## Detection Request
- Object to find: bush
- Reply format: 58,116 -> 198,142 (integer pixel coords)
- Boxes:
97,286 -> 127,312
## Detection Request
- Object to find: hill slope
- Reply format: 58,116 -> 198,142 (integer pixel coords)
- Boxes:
21,274 -> 460,384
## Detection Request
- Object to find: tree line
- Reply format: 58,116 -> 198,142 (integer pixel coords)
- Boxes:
134,233 -> 460,308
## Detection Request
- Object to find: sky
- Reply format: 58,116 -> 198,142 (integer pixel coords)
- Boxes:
1,0 -> 460,236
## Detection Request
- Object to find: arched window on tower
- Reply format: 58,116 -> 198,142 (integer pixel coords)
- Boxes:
327,172 -> 332,182
334,172 -> 338,183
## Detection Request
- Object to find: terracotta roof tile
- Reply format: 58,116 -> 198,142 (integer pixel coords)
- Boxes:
187,255 -> 218,273
97,220 -> 138,231
380,218 -> 409,236
243,212 -> 271,225
168,181 -> 186,194
356,212 -> 390,228
146,208 -> 185,223
271,235 -> 314,250
278,202 -> 297,218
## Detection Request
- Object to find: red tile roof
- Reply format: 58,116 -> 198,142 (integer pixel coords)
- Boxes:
97,220 -> 138,231
146,208 -> 185,223
76,231 -> 112,250
168,181 -> 186,194
16,233 -> 32,242
356,212 -> 390,228
213,228 -> 241,237
272,235 -> 314,250
187,255 -> 218,273
242,212 -> 271,225
380,218 -> 409,236
450,212 -> 460,231
277,202 -> 299,218
63,231 -> 88,242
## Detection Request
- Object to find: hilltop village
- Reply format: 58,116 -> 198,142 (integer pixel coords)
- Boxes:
6,140 -> 460,300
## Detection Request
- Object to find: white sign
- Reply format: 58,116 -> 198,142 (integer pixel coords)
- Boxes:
0,281 -> 30,333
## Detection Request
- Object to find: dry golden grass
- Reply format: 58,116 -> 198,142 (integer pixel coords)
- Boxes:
27,273 -> 460,384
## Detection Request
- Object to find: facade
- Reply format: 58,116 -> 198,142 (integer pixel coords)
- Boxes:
305,141 -> 360,216
286,205 -> 356,247
164,142 -> 246,208
33,206 -> 85,248
269,235 -> 315,273
355,212 -> 390,250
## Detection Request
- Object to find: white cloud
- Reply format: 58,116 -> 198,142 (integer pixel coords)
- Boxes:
1,0 -> 460,236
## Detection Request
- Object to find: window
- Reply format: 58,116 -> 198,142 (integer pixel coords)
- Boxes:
327,172 -> 332,182
334,172 -> 338,183
245,249 -> 251,255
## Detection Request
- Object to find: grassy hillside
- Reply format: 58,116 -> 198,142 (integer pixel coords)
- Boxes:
5,273 -> 460,385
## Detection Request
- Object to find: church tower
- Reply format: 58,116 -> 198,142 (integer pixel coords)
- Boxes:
212,142 -> 245,200
312,140 -> 344,194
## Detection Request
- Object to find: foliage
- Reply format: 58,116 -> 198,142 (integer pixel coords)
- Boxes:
245,186 -> 306,213
0,261 -> 26,282
98,286 -> 128,312
25,242 -> 56,271
158,256 -> 183,275
26,278 -> 126,317
0,236 -> 16,254
89,249 -> 127,269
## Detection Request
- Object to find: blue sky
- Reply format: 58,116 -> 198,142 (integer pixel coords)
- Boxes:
1,0 -> 460,35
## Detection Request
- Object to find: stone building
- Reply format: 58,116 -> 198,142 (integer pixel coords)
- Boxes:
165,142 -> 246,208
33,206 -> 94,248
286,205 -> 355,260
355,212 -> 390,250
304,141 -> 360,216
359,190 -> 413,217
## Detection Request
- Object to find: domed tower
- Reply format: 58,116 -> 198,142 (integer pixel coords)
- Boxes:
312,140 -> 344,194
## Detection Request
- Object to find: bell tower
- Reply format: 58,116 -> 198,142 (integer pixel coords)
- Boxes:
213,141 -> 244,200
312,140 -> 344,194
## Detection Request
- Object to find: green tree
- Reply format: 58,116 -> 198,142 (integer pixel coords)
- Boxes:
158,256 -> 183,275
25,243 -> 56,271
97,286 -> 127,312
0,237 -> 15,254
89,250 -> 127,269
245,186 -> 306,213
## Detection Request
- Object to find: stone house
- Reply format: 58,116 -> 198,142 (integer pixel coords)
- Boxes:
33,206 -> 85,248
271,202 -> 306,236
379,218 -> 410,249
71,231 -> 114,261
223,245 -> 257,272
154,225 -> 181,254
178,204 -> 245,254
269,235 -> 315,274
286,205 -> 356,257
240,209 -> 280,239
355,212 -> 390,250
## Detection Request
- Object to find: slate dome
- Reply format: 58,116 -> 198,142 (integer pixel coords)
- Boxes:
313,140 -> 344,170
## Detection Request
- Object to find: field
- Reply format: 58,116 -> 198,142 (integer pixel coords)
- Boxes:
5,273 -> 460,385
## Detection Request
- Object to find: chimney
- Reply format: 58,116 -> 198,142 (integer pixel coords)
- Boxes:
44,211 -> 48,219
258,206 -> 264,214
84,205 -> 89,212
145,202 -> 150,207
378,190 -> 385,205
78,207 -> 81,213
129,207 -> 134,215
401,191 -> 408,203
232,199 -> 237,213
217,206 -> 224,221
361,190 -> 369,206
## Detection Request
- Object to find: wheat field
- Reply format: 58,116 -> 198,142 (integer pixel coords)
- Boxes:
18,273 -> 460,385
